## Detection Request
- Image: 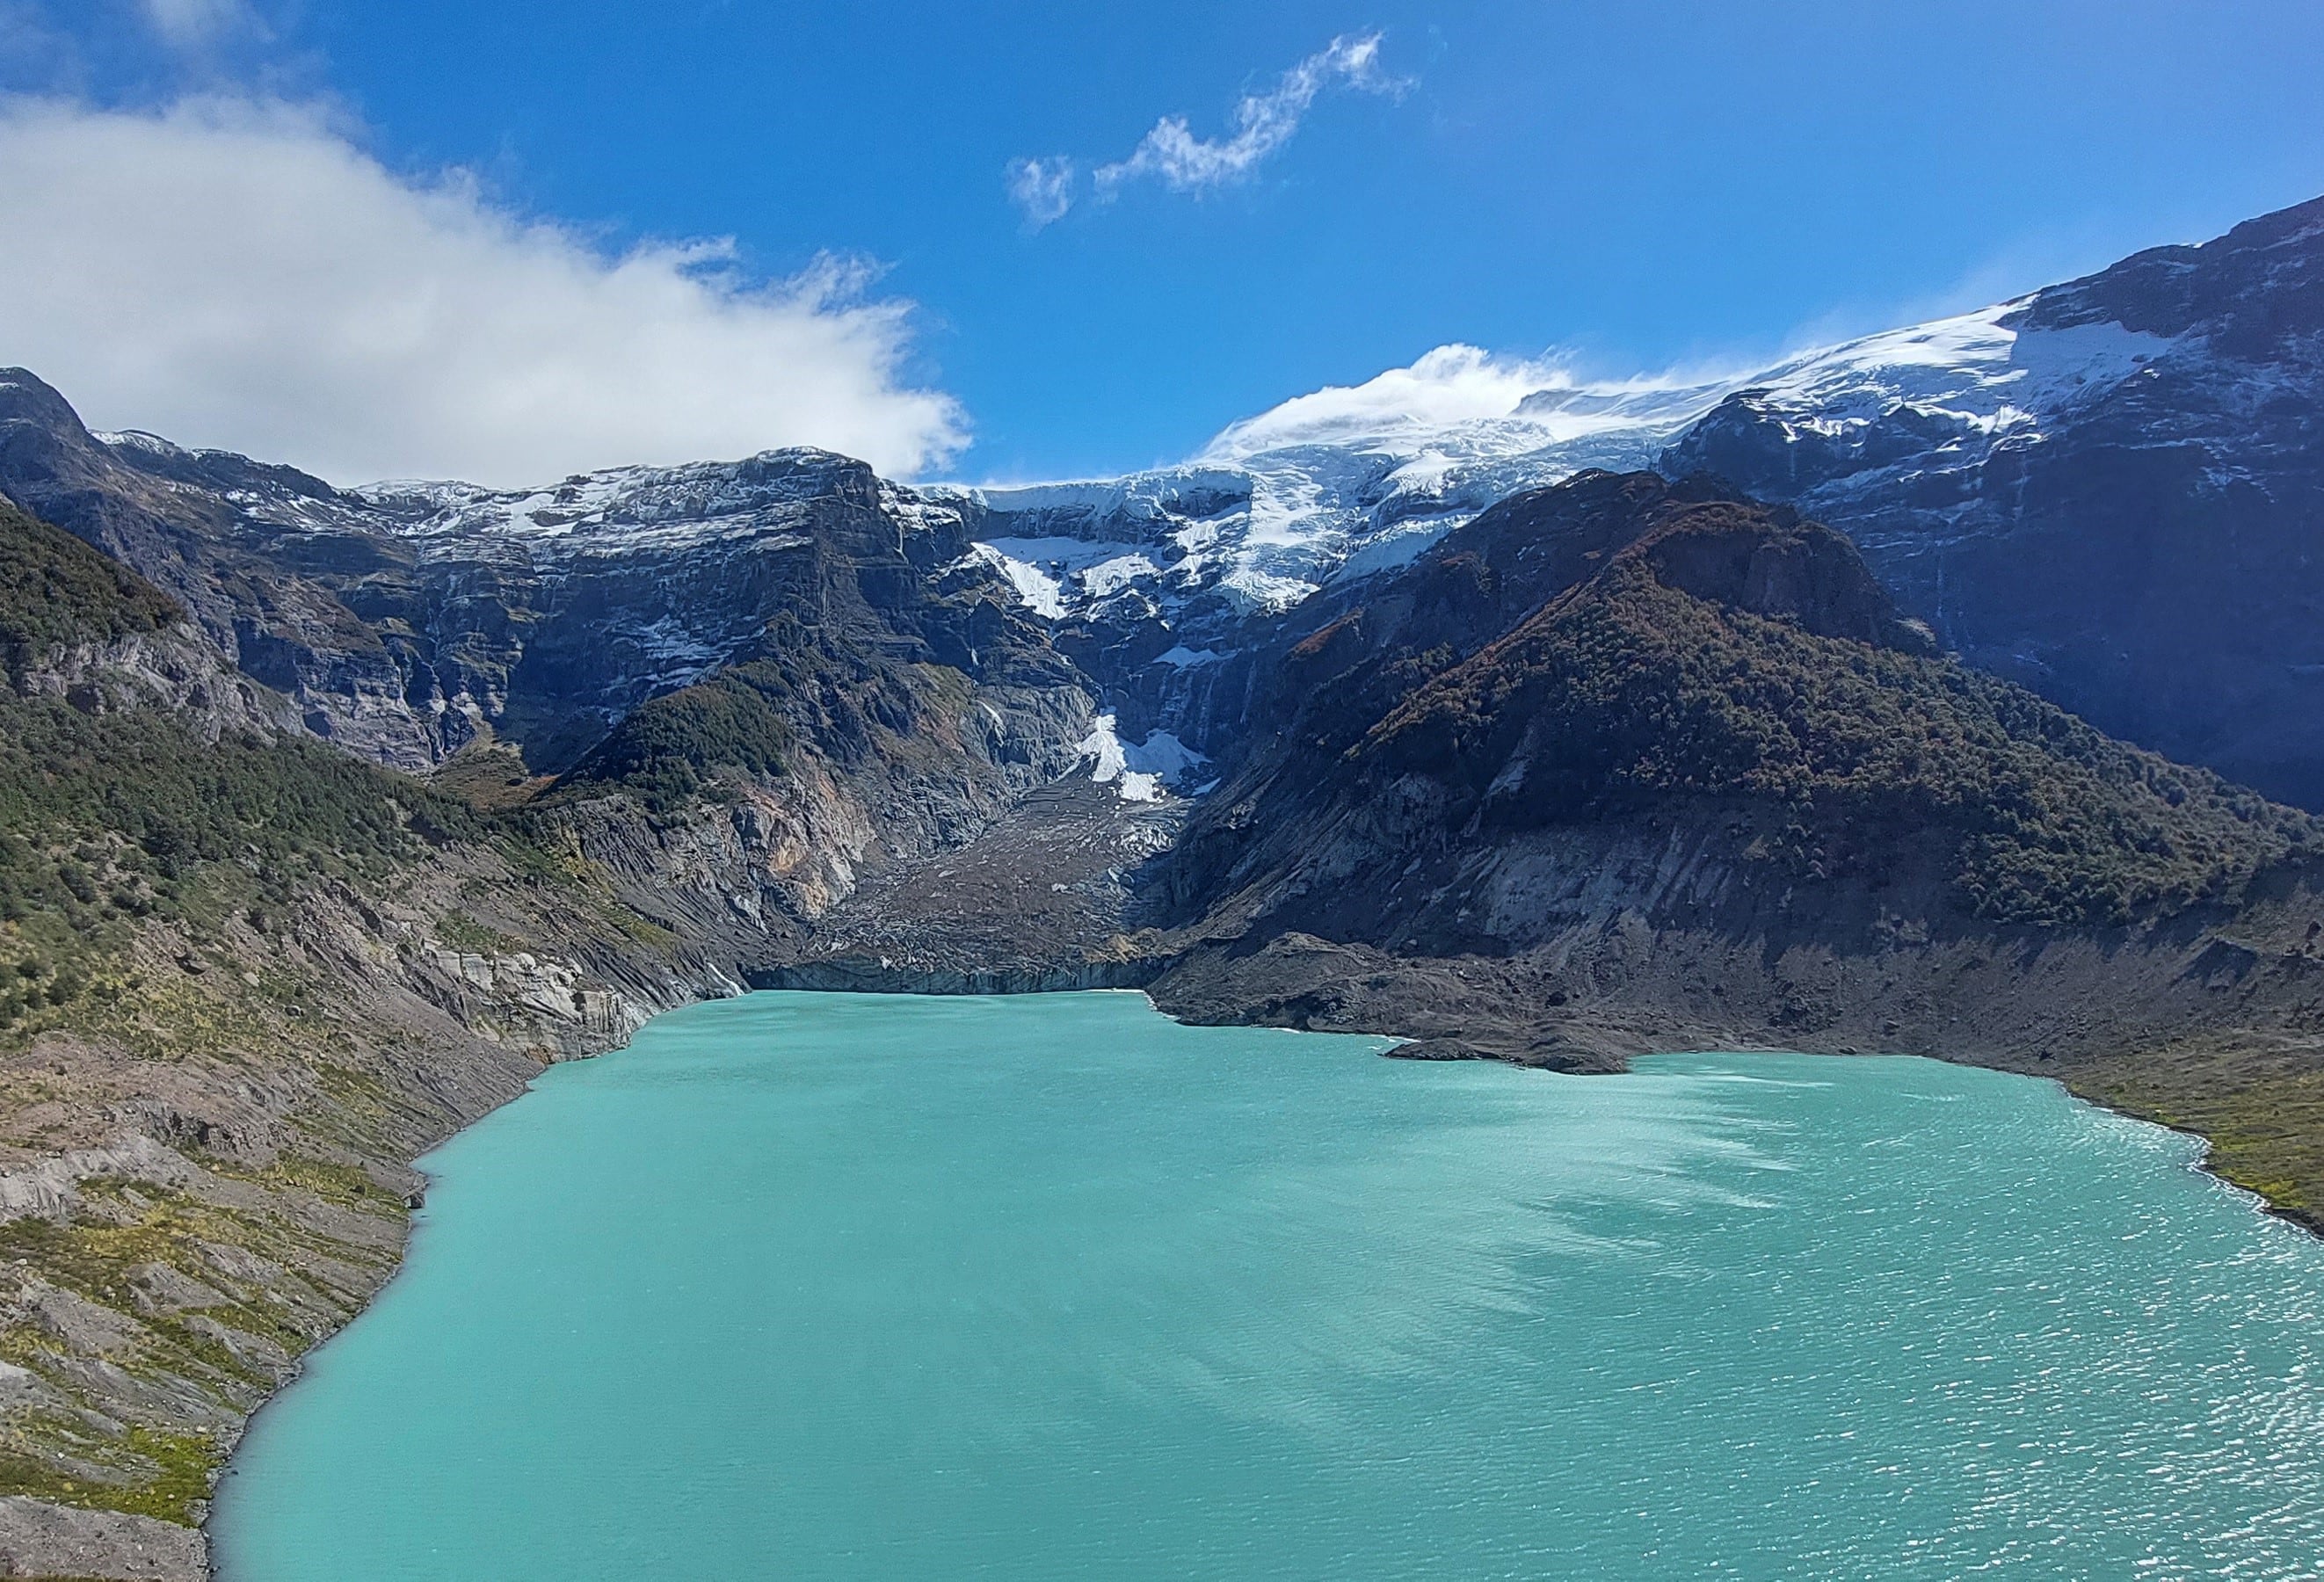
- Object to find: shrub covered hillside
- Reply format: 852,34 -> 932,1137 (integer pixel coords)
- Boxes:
0,504 -> 512,1037
1154,473 -> 2324,1233
0,697 -> 500,1036
1185,475 -> 2323,937
1364,508 -> 2323,926
0,500 -> 693,1548
0,497 -> 178,682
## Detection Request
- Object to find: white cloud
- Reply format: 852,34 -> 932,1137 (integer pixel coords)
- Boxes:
1197,344 -> 1743,461
1005,155 -> 1076,229
1006,33 -> 1406,225
140,0 -> 264,49
0,97 -> 967,484
1201,345 -> 1568,457
1094,33 -> 1401,199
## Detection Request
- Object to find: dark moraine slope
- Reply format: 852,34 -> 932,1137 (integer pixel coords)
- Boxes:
1143,473 -> 2324,1230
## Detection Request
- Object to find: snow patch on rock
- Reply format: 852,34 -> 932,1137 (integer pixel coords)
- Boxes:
1074,713 -> 1210,802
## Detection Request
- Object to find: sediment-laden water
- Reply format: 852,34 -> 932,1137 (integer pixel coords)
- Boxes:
213,991 -> 2324,1578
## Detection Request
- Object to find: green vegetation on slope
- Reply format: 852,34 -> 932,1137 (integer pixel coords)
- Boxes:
0,693 -> 496,1034
0,497 -> 178,681
0,497 -> 677,1529
559,659 -> 801,813
556,614 -> 970,816
2076,1042 -> 2324,1230
1372,556 -> 2321,926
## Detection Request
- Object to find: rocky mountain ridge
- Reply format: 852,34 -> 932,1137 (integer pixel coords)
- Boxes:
953,194 -> 2324,803
0,378 -> 1120,795
1667,195 -> 2324,805
1153,471 -> 2316,947
10,196 -> 2321,807
5,192 -> 2324,1582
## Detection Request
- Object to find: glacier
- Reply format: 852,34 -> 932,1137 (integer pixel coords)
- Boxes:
944,299 -> 2182,647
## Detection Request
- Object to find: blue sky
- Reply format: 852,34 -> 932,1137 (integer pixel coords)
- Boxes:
6,2 -> 2324,483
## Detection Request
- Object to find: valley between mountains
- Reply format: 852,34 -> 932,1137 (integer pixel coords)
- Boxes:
5,196 -> 2324,1580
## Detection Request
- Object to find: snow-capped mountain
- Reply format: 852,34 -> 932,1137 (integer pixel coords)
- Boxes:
955,193 -> 2324,803
948,356 -> 1734,628
951,297 -> 2178,635
1667,194 -> 2324,804
4,192 -> 2320,803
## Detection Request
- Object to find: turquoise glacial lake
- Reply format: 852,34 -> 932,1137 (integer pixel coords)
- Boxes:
212,991 -> 2324,1579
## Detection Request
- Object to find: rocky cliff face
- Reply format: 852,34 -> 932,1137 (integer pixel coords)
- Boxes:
0,374 -> 439,768
0,515 -> 797,1578
0,373 -> 1103,793
1661,197 -> 2324,806
0,372 -> 1127,955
